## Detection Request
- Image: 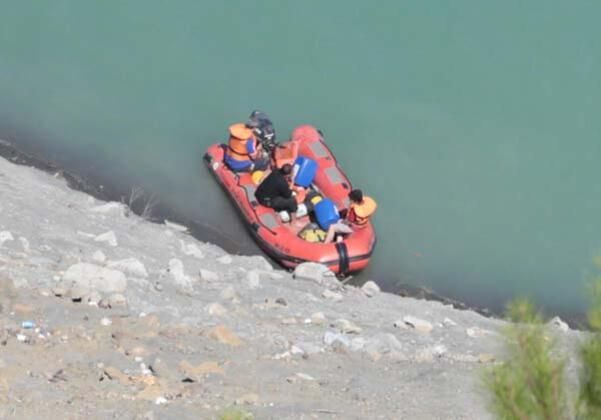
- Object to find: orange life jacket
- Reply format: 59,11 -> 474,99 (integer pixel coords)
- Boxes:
348,196 -> 377,227
226,123 -> 256,162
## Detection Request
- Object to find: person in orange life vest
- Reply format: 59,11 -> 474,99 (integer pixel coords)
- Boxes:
324,189 -> 377,243
224,123 -> 269,172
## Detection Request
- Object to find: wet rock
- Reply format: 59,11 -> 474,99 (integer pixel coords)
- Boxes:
206,302 -> 228,316
217,254 -> 233,265
0,231 -> 14,246
333,319 -> 362,334
361,280 -> 380,297
180,240 -> 204,259
94,230 -> 118,247
92,250 -> 107,264
199,269 -> 219,282
107,258 -> 148,278
206,325 -> 243,346
63,263 -> 127,293
108,293 -> 128,308
400,316 -> 433,334
322,289 -> 343,302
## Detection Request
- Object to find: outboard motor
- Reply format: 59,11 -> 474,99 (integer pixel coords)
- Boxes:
246,110 -> 277,153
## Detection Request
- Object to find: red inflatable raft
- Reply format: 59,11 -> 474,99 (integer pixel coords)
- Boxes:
203,125 -> 376,276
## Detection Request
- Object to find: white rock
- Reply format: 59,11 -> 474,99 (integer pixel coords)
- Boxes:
91,202 -> 125,216
107,258 -> 148,278
164,220 -> 188,232
180,240 -> 204,259
548,316 -> 569,332
401,316 -> 433,333
364,333 -> 404,355
63,263 -> 127,293
0,231 -> 14,246
199,269 -> 219,282
85,291 -> 103,306
217,255 -> 233,265
466,327 -> 495,338
154,396 -> 168,405
100,317 -> 112,326
334,318 -> 362,334
94,231 -> 118,247
443,317 -> 458,327
246,270 -> 261,289
322,289 -> 343,302
206,302 -> 227,316
293,262 -> 337,287
323,331 -> 351,348
108,293 -> 128,307
361,280 -> 380,297
17,334 -> 27,342
18,237 -> 30,253
310,312 -> 327,325
168,259 -> 193,289
92,250 -> 107,264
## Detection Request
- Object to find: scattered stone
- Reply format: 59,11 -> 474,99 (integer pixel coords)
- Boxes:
275,297 -> 287,306
85,291 -> 103,306
92,250 -> 107,264
168,259 -> 193,290
52,285 -> 68,297
153,281 -> 163,292
199,269 -> 219,282
293,262 -> 338,288
401,316 -> 433,334
364,333 -> 404,356
91,202 -> 125,216
100,317 -> 112,326
206,302 -> 228,317
333,319 -> 362,334
443,317 -> 458,327
16,334 -> 27,343
322,289 -> 343,302
323,331 -> 351,348
154,397 -> 168,405
246,270 -> 261,289
414,345 -> 448,363
180,240 -> 204,259
235,393 -> 259,405
361,280 -> 380,297
217,255 -> 233,265
18,237 -> 30,253
98,299 -> 111,309
466,327 -> 494,338
548,316 -> 569,332
107,258 -> 148,278
0,231 -> 14,246
206,325 -> 243,346
310,312 -> 327,325
478,353 -> 496,363
37,288 -> 51,297
281,317 -> 297,325
108,293 -> 128,308
287,372 -> 316,383
220,286 -> 238,301
164,220 -> 188,232
94,230 -> 118,247
63,263 -> 127,293
179,360 -> 224,381
293,342 -> 323,356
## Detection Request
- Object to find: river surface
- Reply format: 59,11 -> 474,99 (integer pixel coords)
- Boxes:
1,1 -> 600,319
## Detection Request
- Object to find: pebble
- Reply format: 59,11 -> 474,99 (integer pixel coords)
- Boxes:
199,269 -> 219,282
443,317 -> 458,327
154,396 -> 168,405
94,230 -> 118,247
400,316 -> 433,334
275,297 -> 287,306
70,284 -> 90,302
323,331 -> 351,348
92,250 -> 107,264
51,285 -> 68,297
107,258 -> 148,278
334,318 -> 362,334
17,334 -> 27,342
108,293 -> 128,307
85,291 -> 103,306
100,317 -> 112,326
310,312 -> 327,325
217,255 -> 233,265
220,286 -> 237,301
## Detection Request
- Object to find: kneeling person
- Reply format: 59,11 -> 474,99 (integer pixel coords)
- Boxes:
255,164 -> 298,214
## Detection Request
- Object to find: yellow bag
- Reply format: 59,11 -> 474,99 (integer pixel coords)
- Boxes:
299,227 -> 327,243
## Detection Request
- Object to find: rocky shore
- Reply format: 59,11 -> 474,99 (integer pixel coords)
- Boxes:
0,153 -> 584,419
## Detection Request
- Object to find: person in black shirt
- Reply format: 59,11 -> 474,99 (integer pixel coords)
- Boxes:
255,163 -> 298,213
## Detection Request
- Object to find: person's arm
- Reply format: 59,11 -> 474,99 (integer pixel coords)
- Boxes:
278,175 -> 293,199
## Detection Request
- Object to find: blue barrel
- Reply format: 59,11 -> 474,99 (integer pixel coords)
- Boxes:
314,198 -> 340,230
293,156 -> 317,188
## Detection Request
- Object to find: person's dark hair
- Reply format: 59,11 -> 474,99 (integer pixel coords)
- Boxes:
349,189 -> 363,203
280,163 -> 293,175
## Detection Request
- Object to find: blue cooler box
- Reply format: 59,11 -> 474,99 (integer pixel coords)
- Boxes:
314,198 -> 340,230
293,156 -> 317,188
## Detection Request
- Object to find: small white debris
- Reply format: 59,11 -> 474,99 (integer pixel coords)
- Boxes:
401,316 -> 433,333
361,280 -> 380,297
443,317 -> 458,327
548,316 -> 570,333
94,231 -> 118,247
100,317 -> 112,327
17,334 -> 27,342
199,269 -> 219,282
91,202 -> 125,216
164,220 -> 188,232
155,396 -> 168,405
0,231 -> 14,246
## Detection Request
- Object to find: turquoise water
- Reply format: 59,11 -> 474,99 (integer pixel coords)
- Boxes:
1,1 -> 600,318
